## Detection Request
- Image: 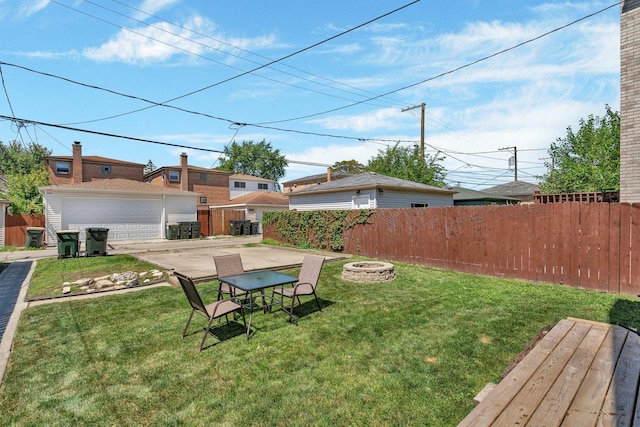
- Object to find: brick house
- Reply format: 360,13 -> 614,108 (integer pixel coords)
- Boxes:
143,153 -> 232,209
45,141 -> 144,184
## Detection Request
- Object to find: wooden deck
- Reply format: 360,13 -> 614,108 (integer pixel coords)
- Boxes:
458,317 -> 640,426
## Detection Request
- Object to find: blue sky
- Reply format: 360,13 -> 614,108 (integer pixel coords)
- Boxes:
0,0 -> 620,189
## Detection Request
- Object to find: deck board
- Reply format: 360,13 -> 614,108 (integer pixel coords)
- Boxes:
458,318 -> 640,427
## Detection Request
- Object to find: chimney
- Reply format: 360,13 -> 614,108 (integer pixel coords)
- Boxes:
72,141 -> 83,183
327,167 -> 333,182
180,152 -> 188,191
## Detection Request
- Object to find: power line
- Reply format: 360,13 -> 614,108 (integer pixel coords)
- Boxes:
107,0 -> 405,110
253,1 -> 622,125
50,0 -> 421,125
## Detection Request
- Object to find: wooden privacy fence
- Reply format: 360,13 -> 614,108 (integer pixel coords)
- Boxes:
4,214 -> 45,247
211,209 -> 245,235
264,203 -> 640,296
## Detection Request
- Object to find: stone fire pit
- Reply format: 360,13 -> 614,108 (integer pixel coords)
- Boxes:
341,261 -> 395,283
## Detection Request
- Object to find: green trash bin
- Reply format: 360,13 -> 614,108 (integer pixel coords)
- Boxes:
25,227 -> 45,248
178,222 -> 191,239
56,230 -> 79,259
229,220 -> 242,236
250,222 -> 259,235
190,221 -> 201,239
85,227 -> 109,257
242,220 -> 251,236
166,223 -> 179,240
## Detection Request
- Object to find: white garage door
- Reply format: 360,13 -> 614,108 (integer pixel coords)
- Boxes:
62,198 -> 162,241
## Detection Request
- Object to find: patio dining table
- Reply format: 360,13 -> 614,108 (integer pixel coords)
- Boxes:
218,270 -> 298,339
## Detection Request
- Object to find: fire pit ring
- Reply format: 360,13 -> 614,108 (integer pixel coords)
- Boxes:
341,261 -> 395,283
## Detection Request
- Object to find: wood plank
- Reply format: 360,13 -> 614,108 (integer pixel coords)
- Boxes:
562,326 -> 627,426
608,203 -> 621,294
457,319 -> 575,427
491,321 -> 592,425
596,204 -> 610,292
598,331 -> 640,426
527,324 -> 609,426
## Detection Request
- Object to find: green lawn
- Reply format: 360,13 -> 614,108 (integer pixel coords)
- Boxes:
27,255 -> 167,300
1,257 -> 639,426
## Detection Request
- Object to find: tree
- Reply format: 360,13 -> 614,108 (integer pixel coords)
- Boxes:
0,140 -> 51,174
365,142 -> 447,186
3,169 -> 49,214
217,140 -> 288,186
144,159 -> 156,174
332,159 -> 365,174
0,140 -> 51,214
538,105 -> 620,193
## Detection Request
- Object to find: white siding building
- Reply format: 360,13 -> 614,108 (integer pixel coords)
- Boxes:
287,172 -> 455,211
39,179 -> 198,243
229,174 -> 276,199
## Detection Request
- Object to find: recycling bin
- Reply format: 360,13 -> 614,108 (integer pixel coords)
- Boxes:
25,227 -> 45,248
56,230 -> 79,258
230,220 -> 243,236
242,220 -> 251,235
250,222 -> 259,235
85,227 -> 109,257
178,222 -> 191,239
190,221 -> 201,239
166,223 -> 179,240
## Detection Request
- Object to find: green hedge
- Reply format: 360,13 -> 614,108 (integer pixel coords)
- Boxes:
263,209 -> 374,251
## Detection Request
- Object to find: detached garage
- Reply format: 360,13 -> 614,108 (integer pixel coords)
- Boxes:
39,178 -> 198,243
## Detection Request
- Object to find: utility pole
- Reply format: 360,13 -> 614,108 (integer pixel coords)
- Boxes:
499,146 -> 518,181
402,103 -> 425,160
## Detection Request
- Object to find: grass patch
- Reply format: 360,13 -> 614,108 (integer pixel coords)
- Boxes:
27,255 -> 166,300
2,258 -> 640,426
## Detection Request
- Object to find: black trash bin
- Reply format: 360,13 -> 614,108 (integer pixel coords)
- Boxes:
229,220 -> 243,236
85,227 -> 109,257
25,227 -> 45,248
178,222 -> 191,239
166,223 -> 179,240
242,220 -> 251,235
56,230 -> 79,258
250,222 -> 259,235
190,221 -> 201,239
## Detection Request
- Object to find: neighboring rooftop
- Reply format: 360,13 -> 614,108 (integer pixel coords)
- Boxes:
39,178 -> 198,195
482,181 -> 540,202
287,172 -> 455,195
449,186 -> 520,204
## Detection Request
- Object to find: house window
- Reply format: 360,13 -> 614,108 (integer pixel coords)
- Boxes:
234,181 -> 246,188
199,173 -> 207,181
200,196 -> 207,204
55,161 -> 71,175
411,203 -> 429,208
258,183 -> 268,190
101,165 -> 112,174
168,171 -> 180,182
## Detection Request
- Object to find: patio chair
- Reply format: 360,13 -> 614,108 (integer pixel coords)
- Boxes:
175,271 -> 246,352
213,253 -> 246,300
272,255 -> 324,323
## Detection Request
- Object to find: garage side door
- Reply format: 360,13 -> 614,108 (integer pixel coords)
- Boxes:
62,198 -> 162,241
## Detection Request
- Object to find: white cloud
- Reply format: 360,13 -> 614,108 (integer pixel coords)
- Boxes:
82,15 -> 278,65
309,108 -> 407,132
17,0 -> 49,19
133,0 -> 181,21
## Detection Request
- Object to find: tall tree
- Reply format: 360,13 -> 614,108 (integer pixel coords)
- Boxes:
366,142 -> 446,186
144,159 -> 156,174
0,140 -> 51,174
538,105 -> 620,193
217,139 -> 288,185
0,140 -> 51,214
332,159 -> 365,174
3,169 -> 49,214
